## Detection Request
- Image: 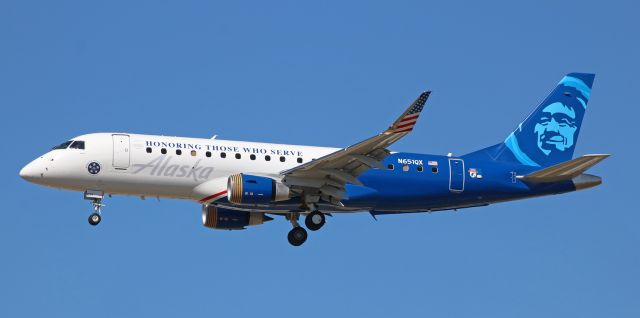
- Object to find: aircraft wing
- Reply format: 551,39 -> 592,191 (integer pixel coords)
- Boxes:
518,154 -> 610,183
281,91 -> 430,205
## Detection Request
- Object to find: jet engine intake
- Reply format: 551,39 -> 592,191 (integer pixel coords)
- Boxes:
227,174 -> 290,205
202,205 -> 273,230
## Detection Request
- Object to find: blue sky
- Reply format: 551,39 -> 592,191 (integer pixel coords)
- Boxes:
1,0 -> 638,317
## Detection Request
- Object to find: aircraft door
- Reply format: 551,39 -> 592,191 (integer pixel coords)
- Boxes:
112,134 -> 130,169
449,158 -> 464,192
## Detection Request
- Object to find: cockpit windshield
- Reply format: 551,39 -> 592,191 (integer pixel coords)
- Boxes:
52,141 -> 73,150
69,141 -> 85,150
51,140 -> 85,150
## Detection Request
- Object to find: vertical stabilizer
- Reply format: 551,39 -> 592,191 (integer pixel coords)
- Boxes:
464,73 -> 595,167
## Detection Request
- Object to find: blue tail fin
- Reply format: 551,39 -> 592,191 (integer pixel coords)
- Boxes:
464,73 -> 595,167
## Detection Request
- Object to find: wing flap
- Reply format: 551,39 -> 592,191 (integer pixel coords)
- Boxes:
518,154 -> 610,183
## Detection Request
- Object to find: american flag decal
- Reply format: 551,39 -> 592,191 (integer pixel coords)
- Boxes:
390,91 -> 430,134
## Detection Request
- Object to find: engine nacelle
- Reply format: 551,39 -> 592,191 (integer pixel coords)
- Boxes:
202,205 -> 273,230
227,174 -> 290,205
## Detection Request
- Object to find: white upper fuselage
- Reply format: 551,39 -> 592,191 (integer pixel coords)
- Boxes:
20,133 -> 339,202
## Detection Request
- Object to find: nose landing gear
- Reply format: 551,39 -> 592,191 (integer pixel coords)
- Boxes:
84,190 -> 105,226
88,213 -> 101,226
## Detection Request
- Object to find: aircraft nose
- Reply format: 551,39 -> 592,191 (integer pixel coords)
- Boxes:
19,161 -> 41,181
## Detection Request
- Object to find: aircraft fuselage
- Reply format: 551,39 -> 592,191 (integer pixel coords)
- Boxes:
20,132 -> 597,214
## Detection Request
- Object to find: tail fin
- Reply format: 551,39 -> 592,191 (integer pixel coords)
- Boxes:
464,73 -> 595,167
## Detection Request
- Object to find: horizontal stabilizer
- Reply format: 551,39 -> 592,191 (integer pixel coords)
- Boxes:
518,154 -> 610,183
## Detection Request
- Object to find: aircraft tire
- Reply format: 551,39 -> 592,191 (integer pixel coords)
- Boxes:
88,213 -> 101,226
287,227 -> 307,246
305,211 -> 325,231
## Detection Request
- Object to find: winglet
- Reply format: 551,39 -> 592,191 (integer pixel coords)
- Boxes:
387,91 -> 431,134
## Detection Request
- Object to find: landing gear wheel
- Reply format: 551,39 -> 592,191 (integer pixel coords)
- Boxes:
305,211 -> 326,231
287,227 -> 308,246
88,213 -> 101,226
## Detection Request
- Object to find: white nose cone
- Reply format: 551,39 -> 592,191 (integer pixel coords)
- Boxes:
19,161 -> 40,182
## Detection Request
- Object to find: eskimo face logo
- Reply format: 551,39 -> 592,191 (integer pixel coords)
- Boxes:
87,162 -> 101,175
533,102 -> 578,155
501,74 -> 591,167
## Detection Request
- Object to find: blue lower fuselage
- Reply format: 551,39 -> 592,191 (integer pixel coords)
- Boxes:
345,152 -> 576,213
218,152 -> 579,214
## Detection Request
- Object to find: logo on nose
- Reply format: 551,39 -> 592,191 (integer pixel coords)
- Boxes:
87,162 -> 101,175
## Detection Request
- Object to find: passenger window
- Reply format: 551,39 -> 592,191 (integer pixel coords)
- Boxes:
161,148 -> 167,155
235,153 -> 241,159
280,156 -> 286,162
265,155 -> 271,161
221,152 -> 226,158
387,164 -> 394,170
176,149 -> 182,155
297,158 -> 303,163
69,141 -> 85,150
417,165 -> 424,172
146,147 -> 152,153
250,154 -> 256,160
402,165 -> 410,172
191,150 -> 197,156
431,167 -> 438,173
206,151 -> 212,158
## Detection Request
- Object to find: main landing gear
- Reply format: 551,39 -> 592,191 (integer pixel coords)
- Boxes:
286,211 -> 327,246
305,211 -> 326,231
287,213 -> 307,246
288,226 -> 308,247
84,190 -> 105,226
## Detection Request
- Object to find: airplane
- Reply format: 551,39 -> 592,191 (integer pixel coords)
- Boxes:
19,73 -> 608,246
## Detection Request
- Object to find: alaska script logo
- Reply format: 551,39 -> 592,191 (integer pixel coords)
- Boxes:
131,156 -> 214,181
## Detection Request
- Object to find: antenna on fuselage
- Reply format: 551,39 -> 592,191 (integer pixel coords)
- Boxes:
211,135 -> 218,139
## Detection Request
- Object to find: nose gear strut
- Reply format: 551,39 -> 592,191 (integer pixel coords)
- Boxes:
84,190 -> 105,226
